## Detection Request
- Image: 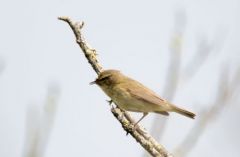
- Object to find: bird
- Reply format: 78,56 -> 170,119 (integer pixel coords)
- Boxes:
91,69 -> 195,126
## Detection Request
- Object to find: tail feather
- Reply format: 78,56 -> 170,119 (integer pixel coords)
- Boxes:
171,105 -> 195,119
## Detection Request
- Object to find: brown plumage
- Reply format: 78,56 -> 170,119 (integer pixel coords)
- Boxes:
91,69 -> 195,125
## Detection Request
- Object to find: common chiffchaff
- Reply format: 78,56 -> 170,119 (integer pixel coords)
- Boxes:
91,70 -> 195,126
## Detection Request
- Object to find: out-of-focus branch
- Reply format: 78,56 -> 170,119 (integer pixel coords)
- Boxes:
58,16 -> 173,157
228,67 -> 240,98
150,8 -> 226,147
182,30 -> 227,82
173,65 -> 240,157
23,84 -> 60,157
150,8 -> 186,143
183,36 -> 213,80
172,24 -> 227,157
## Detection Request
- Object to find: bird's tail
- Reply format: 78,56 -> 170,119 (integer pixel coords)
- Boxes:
171,104 -> 195,119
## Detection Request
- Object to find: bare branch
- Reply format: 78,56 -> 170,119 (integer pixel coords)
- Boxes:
58,16 -> 173,157
112,108 -> 173,157
58,17 -> 103,75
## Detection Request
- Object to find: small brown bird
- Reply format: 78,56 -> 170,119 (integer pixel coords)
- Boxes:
91,70 -> 195,126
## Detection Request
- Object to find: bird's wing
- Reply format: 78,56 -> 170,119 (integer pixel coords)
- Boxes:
125,80 -> 169,109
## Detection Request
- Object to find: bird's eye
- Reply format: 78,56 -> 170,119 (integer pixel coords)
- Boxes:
98,75 -> 110,82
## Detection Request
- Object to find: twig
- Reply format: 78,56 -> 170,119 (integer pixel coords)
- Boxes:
58,16 -> 173,157
58,17 -> 103,75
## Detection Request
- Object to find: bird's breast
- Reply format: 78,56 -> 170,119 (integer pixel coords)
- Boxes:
108,85 -> 156,112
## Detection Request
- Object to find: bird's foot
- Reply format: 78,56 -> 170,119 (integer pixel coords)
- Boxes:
125,123 -> 138,136
106,99 -> 114,109
106,99 -> 113,105
125,124 -> 134,135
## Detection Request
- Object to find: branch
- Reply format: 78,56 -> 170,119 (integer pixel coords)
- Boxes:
58,17 -> 103,75
112,108 -> 173,157
58,16 -> 173,157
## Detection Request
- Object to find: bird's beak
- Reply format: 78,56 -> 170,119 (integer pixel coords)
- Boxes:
89,80 -> 96,85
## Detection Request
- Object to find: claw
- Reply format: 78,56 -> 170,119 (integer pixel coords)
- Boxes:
125,124 -> 136,136
107,99 -> 113,105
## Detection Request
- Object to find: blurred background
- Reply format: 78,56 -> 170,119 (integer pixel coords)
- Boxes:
0,0 -> 240,157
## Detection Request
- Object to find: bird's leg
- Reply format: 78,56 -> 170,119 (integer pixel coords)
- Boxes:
119,108 -> 126,121
133,112 -> 148,130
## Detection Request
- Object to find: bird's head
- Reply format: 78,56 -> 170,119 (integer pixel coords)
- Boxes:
90,69 -> 124,87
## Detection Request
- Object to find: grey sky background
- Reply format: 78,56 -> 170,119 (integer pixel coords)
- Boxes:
0,0 -> 240,157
